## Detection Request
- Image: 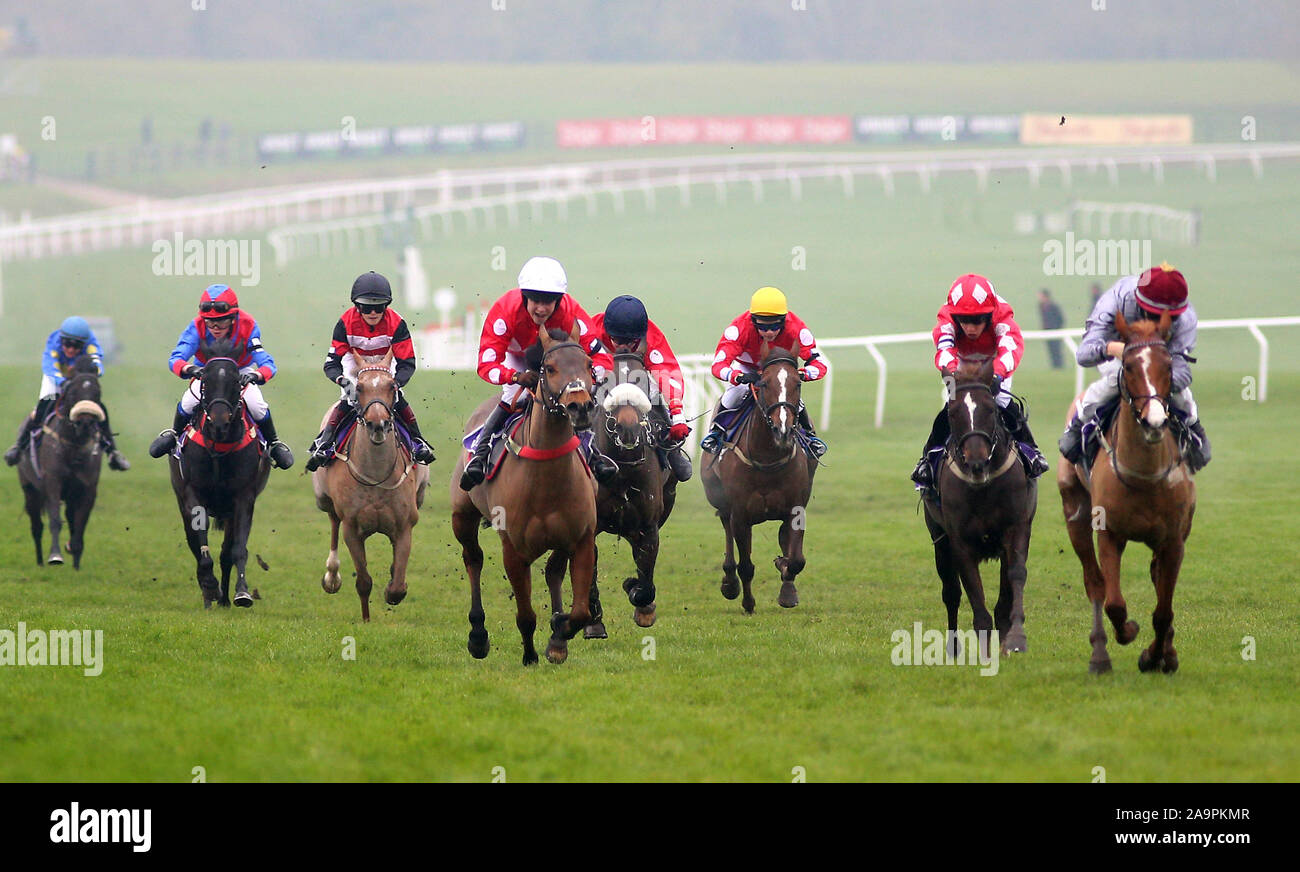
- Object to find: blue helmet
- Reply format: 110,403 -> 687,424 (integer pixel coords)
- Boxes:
59,316 -> 92,343
604,295 -> 648,339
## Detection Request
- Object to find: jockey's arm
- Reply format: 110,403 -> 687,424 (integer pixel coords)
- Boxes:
1077,280 -> 1126,368
323,318 -> 349,382
390,319 -> 417,387
794,321 -> 828,381
1167,304 -> 1198,392
710,318 -> 746,382
475,319 -> 516,387
246,325 -> 276,383
168,323 -> 201,378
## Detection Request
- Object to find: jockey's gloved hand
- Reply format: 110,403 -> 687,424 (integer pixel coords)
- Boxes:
992,374 -> 1004,395
797,368 -> 811,382
668,422 -> 690,441
182,364 -> 202,379
336,376 -> 357,404
512,370 -> 539,389
730,371 -> 760,386
239,371 -> 264,387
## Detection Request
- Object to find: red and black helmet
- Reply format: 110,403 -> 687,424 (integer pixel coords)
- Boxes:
1135,262 -> 1189,316
199,284 -> 239,319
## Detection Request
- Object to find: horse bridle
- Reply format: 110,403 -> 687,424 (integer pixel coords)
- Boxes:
947,382 -> 1002,466
536,341 -> 593,417
355,365 -> 397,441
1118,338 -> 1172,425
750,355 -> 802,435
602,352 -> 655,456
199,357 -> 245,441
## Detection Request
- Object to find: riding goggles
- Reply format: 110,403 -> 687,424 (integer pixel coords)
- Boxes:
356,302 -> 388,315
750,316 -> 786,334
199,300 -> 237,314
60,337 -> 86,350
609,335 -> 642,348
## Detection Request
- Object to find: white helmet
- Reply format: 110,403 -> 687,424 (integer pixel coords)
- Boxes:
517,256 -> 567,297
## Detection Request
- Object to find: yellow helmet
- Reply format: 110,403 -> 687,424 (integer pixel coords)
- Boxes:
749,286 -> 788,316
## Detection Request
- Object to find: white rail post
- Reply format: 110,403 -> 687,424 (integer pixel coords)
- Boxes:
866,341 -> 887,429
818,362 -> 833,432
1248,323 -> 1269,402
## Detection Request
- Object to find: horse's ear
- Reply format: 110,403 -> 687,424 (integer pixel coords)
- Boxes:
539,328 -> 555,351
1157,309 -> 1173,340
351,350 -> 364,368
758,337 -> 771,361
980,358 -> 995,385
1114,308 -> 1130,341
382,347 -> 394,368
568,324 -> 582,345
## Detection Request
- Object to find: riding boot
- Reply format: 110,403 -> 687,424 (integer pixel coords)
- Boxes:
460,402 -> 513,490
306,402 -> 351,472
1058,415 -> 1084,464
1001,402 -> 1050,478
699,419 -> 727,455
586,444 -> 619,484
149,405 -> 190,458
396,402 -> 436,464
256,412 -> 295,469
666,446 -> 693,482
98,410 -> 130,471
1184,420 -> 1212,472
796,404 -> 827,457
911,408 -> 949,496
4,396 -> 55,466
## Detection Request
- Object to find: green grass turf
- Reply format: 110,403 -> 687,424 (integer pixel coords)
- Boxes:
0,365 -> 1295,782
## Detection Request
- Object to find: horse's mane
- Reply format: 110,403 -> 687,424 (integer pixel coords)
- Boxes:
759,339 -> 798,364
1126,318 -> 1161,340
954,358 -> 993,385
201,337 -> 240,361
72,356 -> 99,375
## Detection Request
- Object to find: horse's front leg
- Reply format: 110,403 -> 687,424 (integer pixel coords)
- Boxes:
341,519 -> 373,622
998,528 -> 1029,654
1098,530 -> 1138,645
625,525 -> 658,627
43,478 -> 65,566
576,545 -> 609,640
218,525 -> 235,607
66,486 -> 96,571
500,536 -> 538,665
954,549 -> 994,661
452,507 -> 489,659
774,513 -> 804,609
181,486 -> 219,607
926,513 -> 963,658
731,515 -> 757,615
22,484 -> 44,568
385,526 -> 411,606
719,510 -> 740,601
227,493 -> 256,608
1139,540 -> 1183,674
321,511 -> 343,594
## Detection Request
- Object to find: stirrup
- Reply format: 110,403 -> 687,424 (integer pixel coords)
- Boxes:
268,440 -> 295,470
805,434 -> 827,458
412,440 -> 436,464
699,428 -> 724,455
148,429 -> 178,458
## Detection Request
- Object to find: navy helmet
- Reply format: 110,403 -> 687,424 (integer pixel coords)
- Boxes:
604,295 -> 648,340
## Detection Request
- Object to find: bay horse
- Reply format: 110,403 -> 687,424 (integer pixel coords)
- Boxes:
18,358 -> 106,569
557,350 -> 676,638
921,359 -> 1036,658
168,340 -> 270,608
313,350 -> 430,622
450,327 -> 599,665
1058,310 -> 1196,674
701,338 -> 816,614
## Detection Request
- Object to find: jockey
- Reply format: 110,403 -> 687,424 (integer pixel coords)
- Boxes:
146,284 -> 294,470
592,294 -> 693,482
458,255 -> 617,491
3,316 -> 129,471
1058,262 -> 1209,471
699,286 -> 828,457
305,271 -> 436,470
910,274 -> 1050,497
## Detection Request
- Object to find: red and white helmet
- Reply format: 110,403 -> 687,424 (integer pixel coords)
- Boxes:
946,274 -> 998,316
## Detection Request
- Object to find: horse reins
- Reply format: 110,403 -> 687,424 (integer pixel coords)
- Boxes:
944,382 -> 1017,484
341,365 -> 412,489
1104,337 -> 1180,488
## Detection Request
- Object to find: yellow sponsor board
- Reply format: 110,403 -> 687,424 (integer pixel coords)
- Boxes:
1021,114 -> 1193,145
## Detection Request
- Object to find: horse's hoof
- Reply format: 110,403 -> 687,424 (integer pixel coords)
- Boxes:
1162,654 -> 1179,674
1089,658 -> 1112,675
47,555 -> 63,565
468,630 -> 490,659
385,588 -> 407,606
545,645 -> 568,664
720,579 -> 740,600
233,591 -> 253,608
777,583 -> 799,608
742,598 -> 756,615
633,604 -> 656,628
218,599 -> 231,608
583,622 -> 608,640
1137,648 -> 1162,672
321,574 -> 341,594
1002,633 -> 1028,654
522,650 -> 538,666
1117,620 -> 1140,645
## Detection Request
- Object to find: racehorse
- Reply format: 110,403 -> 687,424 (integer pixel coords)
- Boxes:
1058,310 -> 1196,674
168,339 -> 270,608
450,327 -> 599,665
18,358 -> 106,569
702,338 -> 817,613
921,359 -> 1036,658
313,350 -> 430,622
558,350 -> 676,638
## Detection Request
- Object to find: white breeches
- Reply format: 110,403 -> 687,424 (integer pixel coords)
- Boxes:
38,374 -> 60,402
497,352 -> 529,406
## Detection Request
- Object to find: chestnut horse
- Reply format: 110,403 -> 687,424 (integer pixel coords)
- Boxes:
922,359 -> 1035,658
450,327 -> 599,665
314,351 -> 429,622
702,338 -> 817,614
1058,310 -> 1196,674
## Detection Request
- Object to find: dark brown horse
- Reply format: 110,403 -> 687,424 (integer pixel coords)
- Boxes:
450,327 -> 599,665
921,359 -> 1036,658
1058,310 -> 1196,674
561,351 -> 677,638
18,358 -> 106,569
702,338 -> 816,613
168,342 -> 270,608
314,351 -> 430,622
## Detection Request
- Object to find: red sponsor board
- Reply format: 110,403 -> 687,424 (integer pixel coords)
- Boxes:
556,115 -> 852,148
